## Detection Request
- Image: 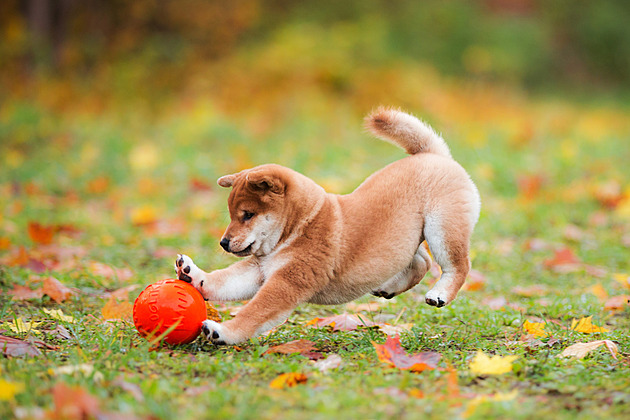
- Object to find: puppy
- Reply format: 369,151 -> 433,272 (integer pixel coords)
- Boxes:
175,107 -> 480,344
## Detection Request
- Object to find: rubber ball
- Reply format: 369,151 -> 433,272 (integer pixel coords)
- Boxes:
133,279 -> 206,345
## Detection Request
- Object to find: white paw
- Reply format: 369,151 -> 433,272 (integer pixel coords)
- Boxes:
175,254 -> 205,291
201,320 -> 226,345
425,288 -> 449,308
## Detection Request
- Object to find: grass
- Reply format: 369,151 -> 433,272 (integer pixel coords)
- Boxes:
1,70 -> 630,419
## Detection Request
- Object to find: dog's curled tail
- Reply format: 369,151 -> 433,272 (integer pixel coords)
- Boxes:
365,107 -> 452,158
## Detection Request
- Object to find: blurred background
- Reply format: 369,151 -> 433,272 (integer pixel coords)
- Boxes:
0,0 -> 629,265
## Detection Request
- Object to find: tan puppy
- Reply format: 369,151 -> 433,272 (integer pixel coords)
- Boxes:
175,107 -> 480,344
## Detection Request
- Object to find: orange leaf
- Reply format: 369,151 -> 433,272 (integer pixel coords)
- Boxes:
27,222 -> 55,245
101,297 -> 133,320
43,277 -> 76,303
263,340 -> 317,356
0,237 -> 11,250
306,313 -> 376,331
206,302 -> 222,323
7,284 -> 44,301
462,269 -> 486,291
89,261 -> 134,282
372,335 -> 441,372
604,295 -> 630,311
543,247 -> 581,272
51,382 -> 101,419
86,176 -> 110,194
269,373 -> 307,389
517,174 -> 544,200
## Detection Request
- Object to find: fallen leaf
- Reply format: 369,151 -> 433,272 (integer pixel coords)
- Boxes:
43,276 -> 76,303
612,273 -> 630,290
373,335 -> 441,372
523,320 -> 548,338
511,284 -> 547,297
89,261 -> 134,282
86,176 -> 109,194
313,354 -> 342,373
517,174 -> 544,200
5,246 -> 48,272
0,237 -> 11,250
0,379 -> 25,401
462,269 -> 486,291
5,318 -> 42,335
27,222 -> 55,245
112,378 -> 144,402
570,316 -> 609,333
130,205 -> 158,225
263,339 -> 317,356
7,284 -> 44,300
0,335 -> 42,357
561,340 -> 618,359
587,283 -> 608,301
604,295 -> 630,311
206,302 -> 222,323
101,297 -> 133,320
269,373 -> 308,389
377,323 -> 414,336
50,382 -> 101,420
306,313 -> 376,331
544,247 -> 581,273
469,351 -> 518,375
43,308 -> 76,324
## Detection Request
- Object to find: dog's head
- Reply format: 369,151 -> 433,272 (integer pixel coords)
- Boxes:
216,164 -> 291,257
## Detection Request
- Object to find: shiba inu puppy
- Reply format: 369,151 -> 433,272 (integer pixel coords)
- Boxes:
175,107 -> 480,344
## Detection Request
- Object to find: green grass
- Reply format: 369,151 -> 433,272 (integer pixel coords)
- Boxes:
1,81 -> 629,419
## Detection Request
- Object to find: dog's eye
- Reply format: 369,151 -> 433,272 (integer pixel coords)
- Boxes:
242,211 -> 255,222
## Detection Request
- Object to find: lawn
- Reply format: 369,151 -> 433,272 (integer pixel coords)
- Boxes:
1,64 -> 629,419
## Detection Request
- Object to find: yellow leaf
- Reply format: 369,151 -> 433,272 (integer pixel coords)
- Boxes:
523,320 -> 548,338
43,308 -> 76,323
612,273 -> 630,290
561,340 -> 618,359
570,316 -> 609,333
5,318 -> 41,335
130,205 -> 158,225
269,373 -> 307,389
0,379 -> 25,401
469,351 -> 518,375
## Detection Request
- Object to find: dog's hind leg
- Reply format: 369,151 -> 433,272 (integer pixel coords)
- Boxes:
423,213 -> 471,307
372,244 -> 432,299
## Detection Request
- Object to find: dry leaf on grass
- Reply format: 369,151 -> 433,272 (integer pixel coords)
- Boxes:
462,269 -> 486,291
101,297 -> 133,320
27,222 -> 55,245
43,276 -> 76,303
313,354 -> 343,373
523,320 -> 549,338
604,295 -> 630,311
263,339 -> 317,356
51,382 -> 101,420
0,335 -> 42,357
469,351 -> 518,375
561,340 -> 618,359
269,373 -> 308,389
373,335 -> 441,373
306,313 -> 376,331
206,302 -> 222,323
7,284 -> 44,301
570,316 -> 609,333
543,247 -> 581,273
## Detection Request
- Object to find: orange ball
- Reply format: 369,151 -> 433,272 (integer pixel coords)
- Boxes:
133,279 -> 206,345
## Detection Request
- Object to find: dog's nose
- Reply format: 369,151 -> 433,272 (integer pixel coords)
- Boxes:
220,238 -> 230,251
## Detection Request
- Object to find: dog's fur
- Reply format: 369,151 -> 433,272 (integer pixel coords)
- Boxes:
175,107 -> 481,344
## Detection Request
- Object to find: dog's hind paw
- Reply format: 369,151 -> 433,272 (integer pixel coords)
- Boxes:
371,290 -> 397,299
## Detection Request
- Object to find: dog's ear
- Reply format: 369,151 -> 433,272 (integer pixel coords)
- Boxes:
217,174 -> 236,188
245,169 -> 285,195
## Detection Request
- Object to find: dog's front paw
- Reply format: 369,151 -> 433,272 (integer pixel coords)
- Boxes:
174,254 -> 206,291
201,320 -> 227,345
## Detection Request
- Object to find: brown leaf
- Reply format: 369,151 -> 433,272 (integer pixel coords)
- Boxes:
101,297 -> 133,320
106,284 -> 140,301
51,382 -> 101,420
28,222 -> 55,245
0,335 -> 42,357
306,313 -> 376,331
206,302 -> 222,323
345,301 -> 384,312
511,284 -> 548,297
43,276 -> 76,303
373,335 -> 441,372
7,284 -> 44,301
263,339 -> 317,356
